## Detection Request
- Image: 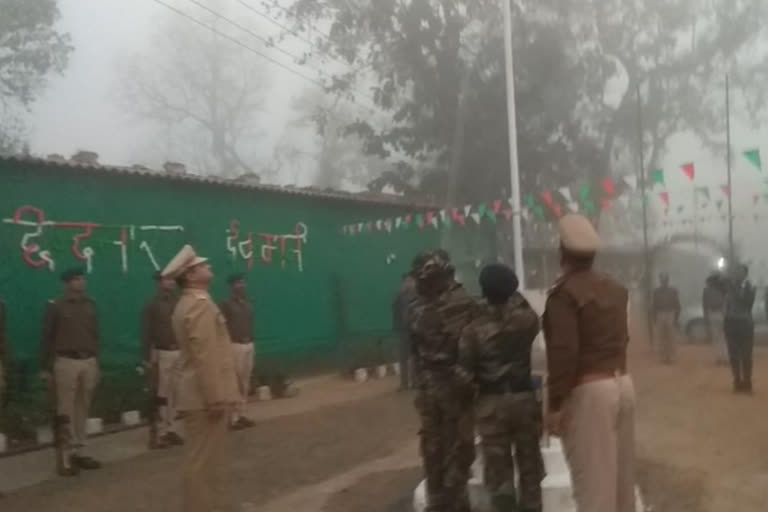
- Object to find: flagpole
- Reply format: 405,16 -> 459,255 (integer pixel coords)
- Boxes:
726,74 -> 735,264
503,0 -> 525,288
636,83 -> 654,347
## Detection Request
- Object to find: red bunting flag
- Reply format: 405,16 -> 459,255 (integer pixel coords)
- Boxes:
721,185 -> 730,197
602,178 -> 616,196
681,163 -> 695,181
451,208 -> 466,226
425,211 -> 435,228
660,191 -> 670,207
492,199 -> 503,214
541,190 -> 553,205
552,204 -> 563,218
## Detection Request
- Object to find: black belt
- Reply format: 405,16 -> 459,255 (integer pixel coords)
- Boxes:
156,346 -> 179,352
57,351 -> 95,360
233,339 -> 253,345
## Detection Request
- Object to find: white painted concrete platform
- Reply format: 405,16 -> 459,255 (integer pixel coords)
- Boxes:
413,437 -> 644,511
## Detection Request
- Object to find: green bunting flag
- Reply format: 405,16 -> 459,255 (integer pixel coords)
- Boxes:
579,185 -> 591,201
652,170 -> 665,187
744,149 -> 762,171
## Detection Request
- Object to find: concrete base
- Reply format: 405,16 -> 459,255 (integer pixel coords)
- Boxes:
354,368 -> 368,383
392,362 -> 401,376
258,385 -> 273,401
413,438 -> 644,512
376,365 -> 388,378
86,418 -> 103,435
121,410 -> 141,427
35,427 -> 53,445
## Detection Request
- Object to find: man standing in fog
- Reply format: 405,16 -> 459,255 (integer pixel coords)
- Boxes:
164,246 -> 239,512
703,272 -> 727,365
653,273 -> 681,364
724,264 -> 756,393
544,214 -> 636,512
393,271 -> 417,390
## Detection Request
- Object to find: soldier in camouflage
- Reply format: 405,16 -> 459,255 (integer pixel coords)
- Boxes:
456,264 -> 544,512
410,251 -> 477,512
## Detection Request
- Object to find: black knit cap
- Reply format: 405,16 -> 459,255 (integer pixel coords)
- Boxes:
60,267 -> 85,283
479,264 -> 519,304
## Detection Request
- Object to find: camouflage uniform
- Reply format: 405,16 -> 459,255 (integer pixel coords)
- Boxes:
410,254 -> 477,512
457,295 -> 544,512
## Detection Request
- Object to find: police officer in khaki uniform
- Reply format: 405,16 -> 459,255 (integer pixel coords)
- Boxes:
163,245 -> 239,512
219,273 -> 256,430
142,271 -> 183,447
543,215 -> 636,512
41,268 -> 102,474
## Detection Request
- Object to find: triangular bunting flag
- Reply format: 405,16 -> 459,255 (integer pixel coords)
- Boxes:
384,219 -> 393,232
395,217 -> 403,229
477,203 -> 488,217
470,212 -> 482,224
415,213 -> 424,229
744,149 -> 762,171
425,211 -> 435,228
533,205 -> 546,220
541,191 -> 553,205
567,201 -> 580,212
492,200 -> 502,214
521,208 -> 531,222
524,195 -> 535,208
623,175 -> 638,190
721,185 -> 730,197
439,210 -> 448,223
659,192 -> 670,207
358,222 -> 365,232
652,170 -> 665,187
579,185 -> 591,201
602,178 -> 616,196
552,204 -> 563,218
681,162 -> 695,181
375,219 -> 383,231
559,187 -> 573,203
464,205 -> 472,217
584,200 -> 596,215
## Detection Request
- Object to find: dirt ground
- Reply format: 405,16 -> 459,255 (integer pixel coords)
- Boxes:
632,339 -> 768,512
2,333 -> 768,511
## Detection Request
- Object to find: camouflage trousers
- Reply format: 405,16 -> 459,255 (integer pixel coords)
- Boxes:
476,392 -> 544,512
415,386 -> 475,512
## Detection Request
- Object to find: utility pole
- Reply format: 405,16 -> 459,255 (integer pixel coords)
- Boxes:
636,84 -> 654,347
503,0 -> 525,288
726,74 -> 735,264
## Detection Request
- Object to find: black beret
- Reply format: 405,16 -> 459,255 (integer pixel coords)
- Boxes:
479,264 -> 519,301
60,267 -> 85,283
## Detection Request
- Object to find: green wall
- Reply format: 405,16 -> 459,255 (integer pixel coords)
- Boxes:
0,160 -> 439,378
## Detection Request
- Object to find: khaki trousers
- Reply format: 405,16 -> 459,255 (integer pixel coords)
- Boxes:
562,375 -> 636,512
155,349 -> 181,435
230,343 -> 254,420
54,357 -> 100,454
655,312 -> 677,363
182,409 -> 231,512
707,312 -> 728,364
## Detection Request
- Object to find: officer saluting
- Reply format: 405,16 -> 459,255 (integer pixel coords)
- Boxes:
163,245 -> 239,512
142,271 -> 183,447
543,214 -> 636,512
41,268 -> 102,475
219,273 -> 256,430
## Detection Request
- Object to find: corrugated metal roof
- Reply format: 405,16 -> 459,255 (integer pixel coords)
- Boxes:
0,154 -> 434,209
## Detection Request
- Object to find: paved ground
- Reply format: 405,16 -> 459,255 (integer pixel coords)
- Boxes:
3,321 -> 768,511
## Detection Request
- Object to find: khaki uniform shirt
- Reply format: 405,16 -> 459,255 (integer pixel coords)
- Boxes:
41,294 -> 99,371
543,269 -> 629,412
142,291 -> 179,361
219,296 -> 254,343
172,289 -> 239,411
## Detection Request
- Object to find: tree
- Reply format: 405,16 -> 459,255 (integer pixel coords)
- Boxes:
278,0 -> 768,206
119,1 -> 269,177
0,0 -> 72,154
274,86 -> 390,190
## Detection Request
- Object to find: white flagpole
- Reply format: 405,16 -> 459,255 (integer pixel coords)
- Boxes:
503,0 -> 525,288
